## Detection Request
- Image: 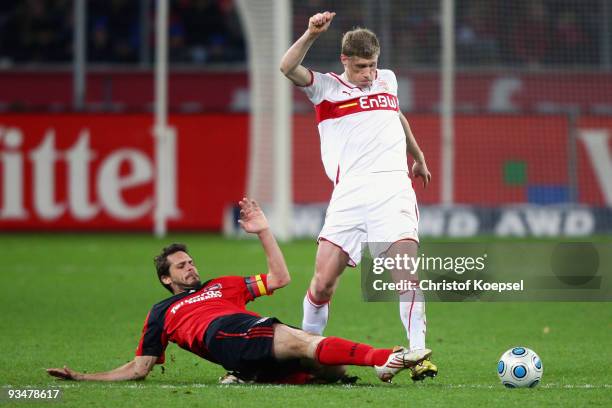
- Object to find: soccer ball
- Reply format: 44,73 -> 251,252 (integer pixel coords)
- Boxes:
497,347 -> 543,388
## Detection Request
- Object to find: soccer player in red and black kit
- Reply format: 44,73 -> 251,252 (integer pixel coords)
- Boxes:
47,198 -> 432,384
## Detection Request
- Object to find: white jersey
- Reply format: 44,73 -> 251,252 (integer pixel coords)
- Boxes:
300,69 -> 408,184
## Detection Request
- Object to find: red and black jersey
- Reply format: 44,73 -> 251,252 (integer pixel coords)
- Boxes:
135,274 -> 271,364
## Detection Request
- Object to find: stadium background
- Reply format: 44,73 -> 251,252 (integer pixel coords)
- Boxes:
1,0 -> 611,235
1,1 -> 611,406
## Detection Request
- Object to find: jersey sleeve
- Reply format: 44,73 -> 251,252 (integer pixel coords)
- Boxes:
243,274 -> 272,301
135,307 -> 168,364
299,70 -> 335,105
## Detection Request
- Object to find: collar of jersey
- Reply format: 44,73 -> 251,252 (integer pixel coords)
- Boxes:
340,73 -> 369,91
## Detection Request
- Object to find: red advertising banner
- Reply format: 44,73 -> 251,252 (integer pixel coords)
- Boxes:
1,113 -> 609,231
577,117 -> 612,207
294,114 -> 611,207
0,114 -> 247,230
454,115 -> 569,205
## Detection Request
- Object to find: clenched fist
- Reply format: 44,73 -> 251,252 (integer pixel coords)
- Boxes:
308,11 -> 336,35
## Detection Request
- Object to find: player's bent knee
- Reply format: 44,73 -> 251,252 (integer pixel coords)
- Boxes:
311,267 -> 340,297
273,324 -> 321,359
310,276 -> 336,301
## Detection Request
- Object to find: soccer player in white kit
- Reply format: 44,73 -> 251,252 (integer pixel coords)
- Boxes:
280,11 -> 437,381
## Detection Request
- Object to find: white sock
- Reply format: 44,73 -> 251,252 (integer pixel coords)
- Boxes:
302,291 -> 329,335
399,290 -> 427,351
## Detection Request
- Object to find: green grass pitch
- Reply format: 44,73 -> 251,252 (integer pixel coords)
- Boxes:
1,234 -> 611,407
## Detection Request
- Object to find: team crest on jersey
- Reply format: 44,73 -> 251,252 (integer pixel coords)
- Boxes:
204,283 -> 222,292
375,79 -> 389,91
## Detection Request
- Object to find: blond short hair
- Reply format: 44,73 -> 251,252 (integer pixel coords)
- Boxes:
341,28 -> 380,59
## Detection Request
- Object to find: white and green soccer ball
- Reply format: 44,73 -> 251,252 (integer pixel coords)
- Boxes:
497,347 -> 543,388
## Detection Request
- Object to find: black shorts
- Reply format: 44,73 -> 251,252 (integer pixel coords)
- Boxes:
204,313 -> 303,382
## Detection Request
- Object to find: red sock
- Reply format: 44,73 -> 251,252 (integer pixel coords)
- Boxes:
315,337 -> 393,367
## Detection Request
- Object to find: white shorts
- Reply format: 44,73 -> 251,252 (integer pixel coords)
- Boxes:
318,171 -> 419,266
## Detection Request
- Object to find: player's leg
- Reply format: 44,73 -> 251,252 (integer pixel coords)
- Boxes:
366,174 -> 437,381
206,314 -> 330,384
383,221 -> 438,382
302,240 -> 349,334
385,239 -> 427,352
366,175 -> 426,350
305,176 -> 366,335
272,323 -> 431,382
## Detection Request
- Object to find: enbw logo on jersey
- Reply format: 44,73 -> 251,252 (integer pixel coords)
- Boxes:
358,94 -> 398,110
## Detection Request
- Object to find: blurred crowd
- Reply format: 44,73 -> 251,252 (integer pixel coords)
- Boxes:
0,0 -> 244,65
296,0 -> 603,68
0,0 -> 606,68
454,0 -> 600,67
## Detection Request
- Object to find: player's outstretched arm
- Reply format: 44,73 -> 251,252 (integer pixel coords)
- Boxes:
238,197 -> 291,292
46,356 -> 157,381
399,111 -> 432,188
280,11 -> 335,86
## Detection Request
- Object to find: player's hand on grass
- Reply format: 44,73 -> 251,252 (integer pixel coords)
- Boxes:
308,11 -> 335,35
238,197 -> 269,234
46,366 -> 81,381
412,160 -> 432,188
